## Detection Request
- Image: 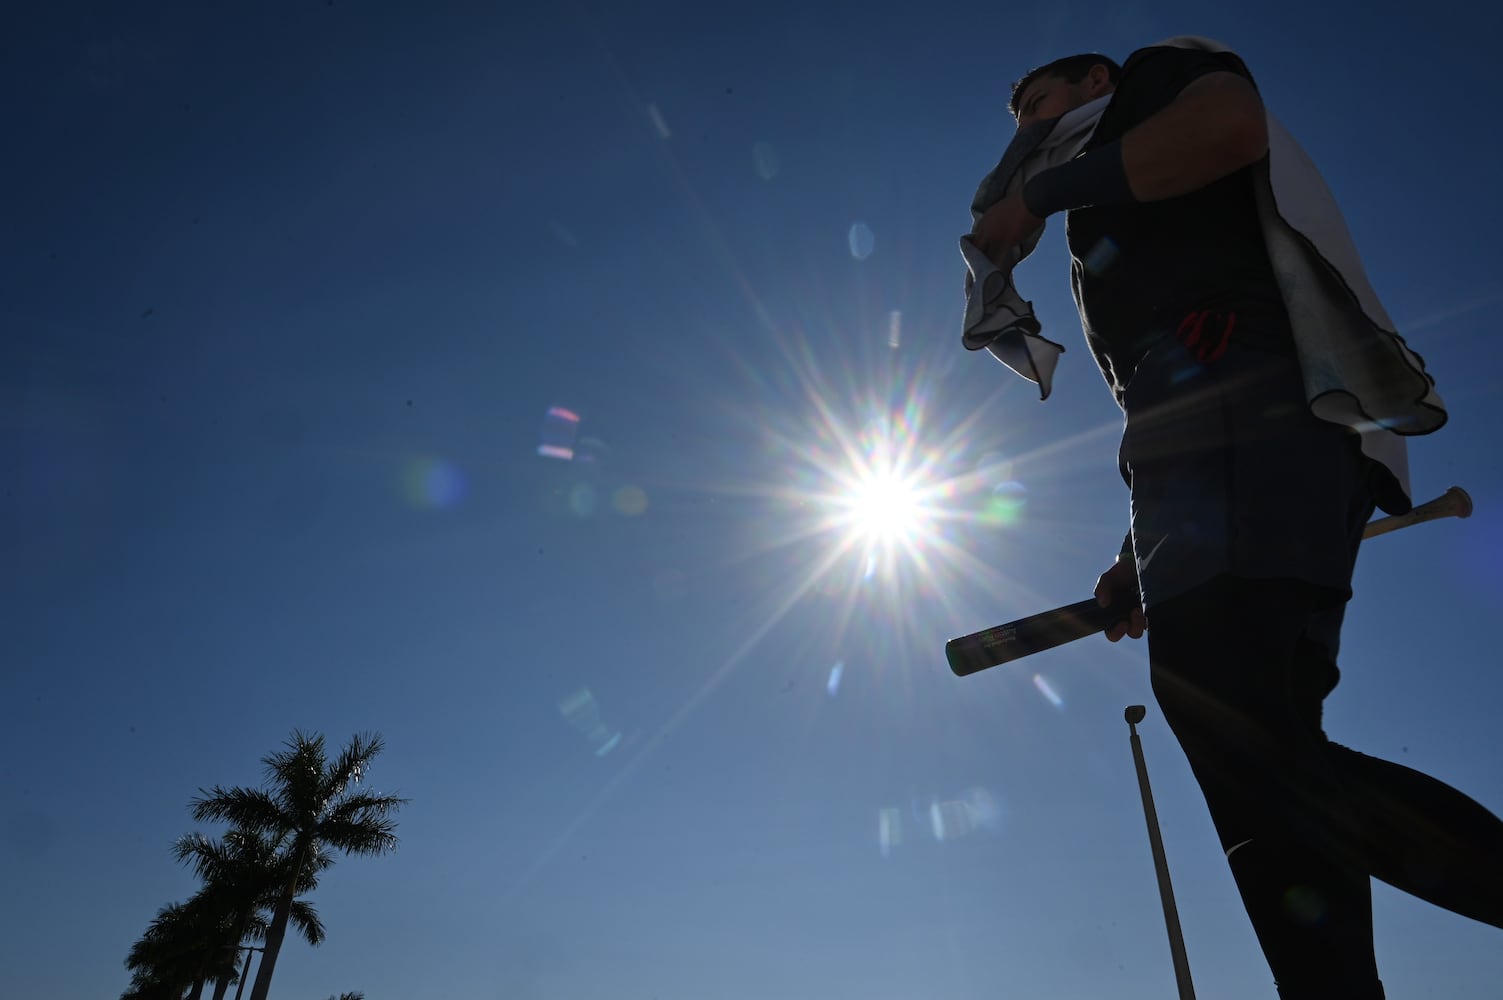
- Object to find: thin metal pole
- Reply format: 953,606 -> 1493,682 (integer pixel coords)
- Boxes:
233,947 -> 263,1000
1125,705 -> 1196,1000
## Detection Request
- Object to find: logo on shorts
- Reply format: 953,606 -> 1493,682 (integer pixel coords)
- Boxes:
1136,534 -> 1170,573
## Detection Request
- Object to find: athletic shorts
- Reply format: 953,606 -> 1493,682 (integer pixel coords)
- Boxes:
1119,326 -> 1377,615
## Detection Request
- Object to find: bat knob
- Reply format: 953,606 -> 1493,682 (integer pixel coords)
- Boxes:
1124,705 -> 1147,725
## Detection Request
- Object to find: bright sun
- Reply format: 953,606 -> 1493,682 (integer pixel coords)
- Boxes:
845,469 -> 925,543
719,336 -> 1030,603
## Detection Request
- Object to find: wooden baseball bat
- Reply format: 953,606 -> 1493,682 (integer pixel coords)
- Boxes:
946,486 -> 1473,677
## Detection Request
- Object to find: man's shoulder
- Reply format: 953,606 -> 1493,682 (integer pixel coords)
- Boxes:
1118,43 -> 1256,88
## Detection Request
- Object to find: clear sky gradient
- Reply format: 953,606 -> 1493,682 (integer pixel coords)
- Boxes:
6,2 -> 1502,998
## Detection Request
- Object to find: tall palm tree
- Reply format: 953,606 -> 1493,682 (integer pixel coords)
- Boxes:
174,827 -> 330,1000
191,731 -> 406,1000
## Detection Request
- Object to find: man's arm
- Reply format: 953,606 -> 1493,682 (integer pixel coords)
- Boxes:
1010,67 -> 1269,223
1119,70 -> 1268,201
975,66 -> 1270,260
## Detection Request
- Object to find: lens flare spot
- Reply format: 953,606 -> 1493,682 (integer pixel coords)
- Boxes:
1084,236 -> 1119,276
1032,673 -> 1065,709
1283,885 -> 1326,925
569,483 -> 597,517
1171,364 -> 1205,385
558,688 -> 622,757
848,222 -> 875,260
753,141 -> 779,180
613,485 -> 648,516
826,660 -> 844,697
887,309 -> 902,349
928,788 -> 1004,843
878,807 -> 903,857
981,481 -> 1028,525
930,798 -> 973,842
402,458 -> 466,509
646,103 -> 671,138
965,788 -> 1004,832
539,406 -> 581,460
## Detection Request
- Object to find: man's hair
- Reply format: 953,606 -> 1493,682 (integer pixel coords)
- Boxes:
1008,53 -> 1123,117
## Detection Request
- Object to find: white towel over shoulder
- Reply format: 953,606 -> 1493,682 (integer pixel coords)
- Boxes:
960,35 -> 1446,506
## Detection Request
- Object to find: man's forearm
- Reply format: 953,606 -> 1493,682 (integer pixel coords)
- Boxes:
1021,71 -> 1271,218
1120,71 -> 1269,201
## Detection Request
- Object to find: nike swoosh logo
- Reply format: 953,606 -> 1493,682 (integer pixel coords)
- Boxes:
1225,838 -> 1254,860
1135,534 -> 1170,572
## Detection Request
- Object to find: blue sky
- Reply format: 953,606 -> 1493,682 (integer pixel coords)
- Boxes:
5,1 -> 1502,998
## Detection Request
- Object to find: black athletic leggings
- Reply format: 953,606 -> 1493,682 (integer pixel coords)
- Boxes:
1147,575 -> 1503,999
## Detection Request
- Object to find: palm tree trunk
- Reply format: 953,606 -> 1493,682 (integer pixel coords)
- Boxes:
211,914 -> 253,1000
247,839 -> 310,1000
209,946 -> 242,1000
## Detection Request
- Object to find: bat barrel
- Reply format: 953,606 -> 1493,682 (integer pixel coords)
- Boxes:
1448,485 -> 1473,519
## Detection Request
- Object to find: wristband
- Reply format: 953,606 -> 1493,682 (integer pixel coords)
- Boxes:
1022,138 -> 1136,218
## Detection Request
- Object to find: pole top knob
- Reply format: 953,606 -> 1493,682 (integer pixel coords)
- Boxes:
1124,704 -> 1146,725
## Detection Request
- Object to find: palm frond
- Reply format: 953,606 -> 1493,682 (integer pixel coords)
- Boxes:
173,832 -> 237,884
190,786 -> 284,831
306,842 -> 337,873
128,902 -> 203,969
323,732 -> 385,800
121,966 -> 189,1000
124,896 -> 238,992
263,730 -> 327,818
240,913 -> 270,943
324,791 -> 408,825
316,813 -> 400,856
318,791 -> 406,857
292,843 -> 335,891
287,898 -> 326,946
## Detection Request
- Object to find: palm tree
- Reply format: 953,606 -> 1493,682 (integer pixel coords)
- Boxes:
174,827 -> 330,1000
122,908 -> 195,1000
191,731 -> 406,1000
123,897 -> 238,1000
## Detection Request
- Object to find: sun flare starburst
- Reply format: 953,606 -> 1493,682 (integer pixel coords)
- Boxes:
843,467 -> 925,544
683,316 -> 1131,692
738,346 -> 1013,601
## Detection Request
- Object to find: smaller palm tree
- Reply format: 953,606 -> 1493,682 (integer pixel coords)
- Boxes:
174,827 -> 329,1000
192,731 -> 405,1000
123,897 -> 238,1000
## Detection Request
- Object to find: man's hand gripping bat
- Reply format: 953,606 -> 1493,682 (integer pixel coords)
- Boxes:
946,487 -> 1473,677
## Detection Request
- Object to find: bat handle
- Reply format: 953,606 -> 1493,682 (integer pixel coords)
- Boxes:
946,595 -> 1137,676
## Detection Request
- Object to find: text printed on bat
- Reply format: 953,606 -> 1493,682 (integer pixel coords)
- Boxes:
982,626 -> 1018,647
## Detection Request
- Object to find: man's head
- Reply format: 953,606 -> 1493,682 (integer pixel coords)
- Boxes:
1009,54 -> 1121,127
